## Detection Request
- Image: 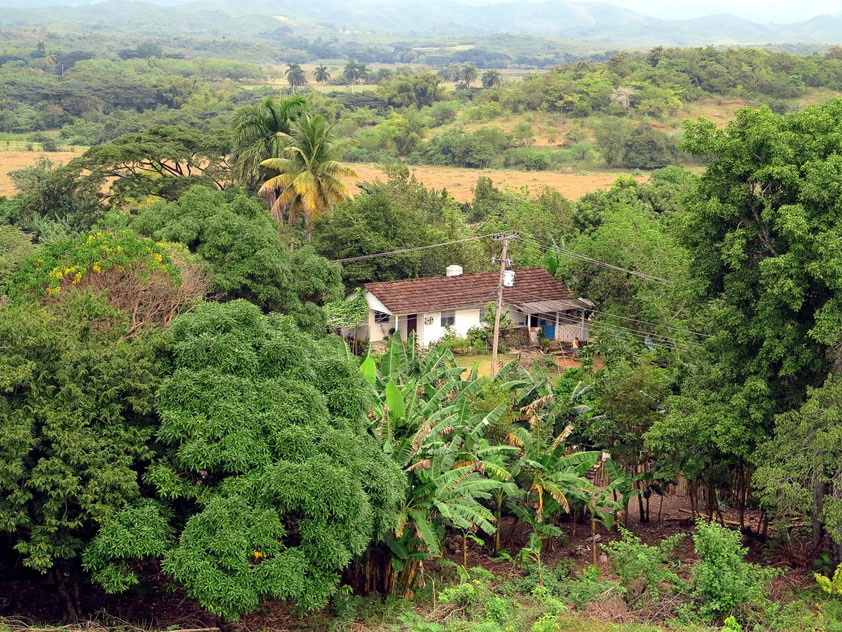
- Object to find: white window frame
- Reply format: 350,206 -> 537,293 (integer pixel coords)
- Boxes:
440,310 -> 456,327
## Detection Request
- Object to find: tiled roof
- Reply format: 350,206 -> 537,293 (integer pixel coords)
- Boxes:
364,268 -> 572,315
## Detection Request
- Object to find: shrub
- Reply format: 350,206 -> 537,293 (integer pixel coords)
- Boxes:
503,147 -> 550,171
816,563 -> 842,597
604,527 -> 684,607
690,519 -> 780,621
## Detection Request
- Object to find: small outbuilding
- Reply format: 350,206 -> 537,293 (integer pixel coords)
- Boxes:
355,267 -> 592,348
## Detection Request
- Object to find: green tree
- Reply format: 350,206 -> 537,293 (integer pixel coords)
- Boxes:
0,224 -> 38,287
74,126 -> 231,202
230,95 -> 308,187
259,114 -> 356,239
754,375 -> 842,560
649,101 -> 842,528
314,64 -> 331,84
84,300 -> 406,620
132,186 -> 341,327
481,69 -> 502,89
0,297 -> 163,619
284,63 -> 307,93
0,158 -> 105,238
459,64 -> 479,88
5,229 -> 207,335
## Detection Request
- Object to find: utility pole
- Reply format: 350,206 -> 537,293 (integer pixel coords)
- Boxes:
490,232 -> 517,378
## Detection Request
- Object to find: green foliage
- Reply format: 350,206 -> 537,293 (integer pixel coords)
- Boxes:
721,616 -> 742,632
754,376 -> 842,551
259,113 -> 356,236
690,519 -> 780,621
376,72 -> 444,108
87,300 -> 405,619
0,297 -> 162,575
5,229 -> 176,299
0,224 -> 38,287
604,527 -> 684,607
0,158 -> 105,237
816,564 -> 842,597
230,96 -> 308,186
75,125 -> 231,202
132,186 -> 341,327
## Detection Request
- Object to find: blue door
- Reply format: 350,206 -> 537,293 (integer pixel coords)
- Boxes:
544,325 -> 555,340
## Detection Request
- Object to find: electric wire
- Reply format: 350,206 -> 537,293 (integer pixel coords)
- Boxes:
520,234 -> 674,285
329,233 -> 496,264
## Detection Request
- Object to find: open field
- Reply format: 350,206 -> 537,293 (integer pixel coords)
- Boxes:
0,149 -> 84,196
347,163 -> 644,201
1,152 -> 636,202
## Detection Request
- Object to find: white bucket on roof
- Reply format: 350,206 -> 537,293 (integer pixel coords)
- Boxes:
446,265 -> 463,277
503,269 -> 515,287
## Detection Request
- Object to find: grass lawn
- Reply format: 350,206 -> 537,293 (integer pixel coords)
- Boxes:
453,352 -> 516,377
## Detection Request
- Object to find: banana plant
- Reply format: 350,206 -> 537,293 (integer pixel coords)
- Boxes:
363,334 -> 517,595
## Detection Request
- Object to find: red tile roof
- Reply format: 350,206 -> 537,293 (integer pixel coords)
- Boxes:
364,268 -> 572,315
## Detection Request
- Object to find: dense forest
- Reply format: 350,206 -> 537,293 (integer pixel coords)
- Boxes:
3,10 -> 842,632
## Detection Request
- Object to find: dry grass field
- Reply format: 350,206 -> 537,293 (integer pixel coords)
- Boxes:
346,163 -> 643,201
0,149 -> 83,196
0,151 -> 636,202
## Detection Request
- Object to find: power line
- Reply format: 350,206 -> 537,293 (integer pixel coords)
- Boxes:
521,235 -> 673,285
475,285 -> 703,350
584,306 -> 710,339
330,234 -> 495,264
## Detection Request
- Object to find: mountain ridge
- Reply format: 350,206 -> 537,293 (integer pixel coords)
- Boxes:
0,0 -> 840,45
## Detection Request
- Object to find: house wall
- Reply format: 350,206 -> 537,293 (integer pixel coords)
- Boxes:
419,308 -> 482,347
367,310 -> 395,344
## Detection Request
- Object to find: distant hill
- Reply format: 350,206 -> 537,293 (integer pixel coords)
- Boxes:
0,0 -> 840,46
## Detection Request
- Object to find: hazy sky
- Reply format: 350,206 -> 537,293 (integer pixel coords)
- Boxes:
579,0 -> 842,22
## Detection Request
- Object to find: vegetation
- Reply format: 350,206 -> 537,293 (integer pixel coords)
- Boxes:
4,13 -> 842,632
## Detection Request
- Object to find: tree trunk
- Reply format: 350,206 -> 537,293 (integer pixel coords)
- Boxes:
832,474 -> 842,564
52,568 -> 81,622
637,482 -> 646,523
813,480 -> 827,548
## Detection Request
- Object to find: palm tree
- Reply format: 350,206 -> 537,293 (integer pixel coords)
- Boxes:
313,64 -> 331,84
481,69 -> 502,89
356,63 -> 369,83
259,114 -> 356,239
230,95 -> 308,187
343,60 -> 358,85
459,64 -> 479,88
343,60 -> 369,87
284,63 -> 307,93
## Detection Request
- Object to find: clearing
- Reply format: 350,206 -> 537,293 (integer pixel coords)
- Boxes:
0,149 -> 83,196
347,163 -> 643,201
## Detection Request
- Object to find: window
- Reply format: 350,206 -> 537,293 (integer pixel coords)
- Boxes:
374,311 -> 390,324
441,310 -> 456,327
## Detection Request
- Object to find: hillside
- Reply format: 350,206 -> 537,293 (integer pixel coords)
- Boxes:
1,0 -> 842,46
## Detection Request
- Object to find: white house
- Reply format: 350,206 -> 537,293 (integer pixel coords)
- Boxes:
355,266 -> 592,348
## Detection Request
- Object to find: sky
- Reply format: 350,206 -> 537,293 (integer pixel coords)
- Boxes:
575,0 -> 842,22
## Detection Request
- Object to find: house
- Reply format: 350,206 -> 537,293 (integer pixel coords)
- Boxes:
356,266 -> 592,348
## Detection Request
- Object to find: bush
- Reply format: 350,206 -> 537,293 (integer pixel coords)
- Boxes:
690,519 -> 780,622
503,147 -> 550,171
816,563 -> 842,597
604,527 -> 684,607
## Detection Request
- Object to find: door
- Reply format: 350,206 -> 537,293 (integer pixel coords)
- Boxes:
406,314 -> 418,340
